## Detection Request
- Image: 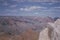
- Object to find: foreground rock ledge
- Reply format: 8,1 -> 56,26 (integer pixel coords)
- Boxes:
38,28 -> 50,40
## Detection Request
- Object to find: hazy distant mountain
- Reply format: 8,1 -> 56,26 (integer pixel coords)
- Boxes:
0,16 -> 54,35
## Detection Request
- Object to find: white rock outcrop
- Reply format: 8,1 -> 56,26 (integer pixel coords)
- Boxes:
48,19 -> 60,40
38,19 -> 60,40
38,28 -> 50,40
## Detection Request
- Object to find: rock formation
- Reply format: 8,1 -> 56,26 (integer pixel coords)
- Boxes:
48,19 -> 60,40
38,28 -> 50,40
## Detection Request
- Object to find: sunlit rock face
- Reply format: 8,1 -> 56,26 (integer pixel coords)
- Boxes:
38,28 -> 50,40
55,19 -> 60,25
48,19 -> 60,40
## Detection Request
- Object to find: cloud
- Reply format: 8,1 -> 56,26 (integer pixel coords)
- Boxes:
12,0 -> 60,2
20,6 -> 47,11
3,2 -> 9,6
41,3 -> 54,5
49,7 -> 60,10
12,0 -> 19,1
4,9 -> 18,14
53,7 -> 60,8
34,12 -> 39,14
9,4 -> 17,8
12,0 -> 24,2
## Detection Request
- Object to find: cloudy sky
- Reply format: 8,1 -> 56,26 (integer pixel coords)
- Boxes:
0,0 -> 60,17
